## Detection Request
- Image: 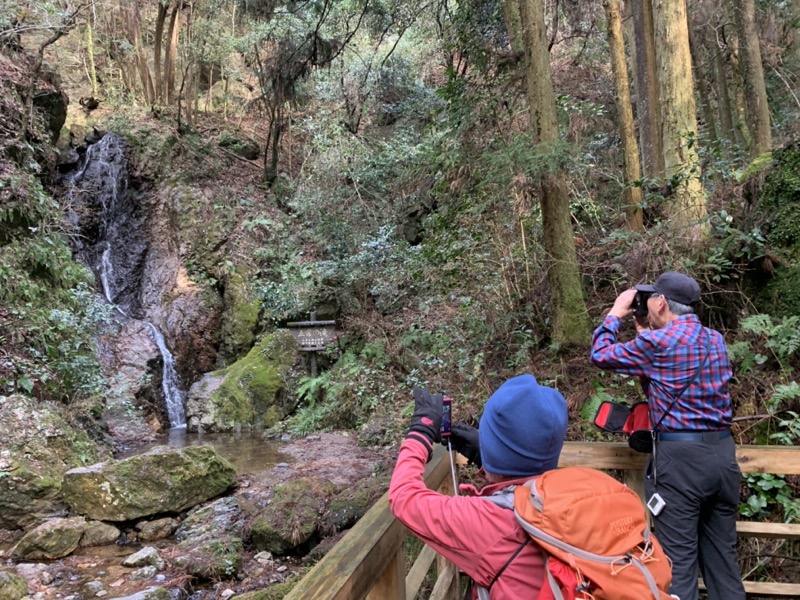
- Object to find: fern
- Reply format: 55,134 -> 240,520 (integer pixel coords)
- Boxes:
766,382 -> 800,415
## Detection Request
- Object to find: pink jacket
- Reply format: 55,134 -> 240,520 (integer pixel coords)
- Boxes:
389,438 -> 546,599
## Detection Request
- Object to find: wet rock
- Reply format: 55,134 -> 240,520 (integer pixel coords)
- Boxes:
175,497 -> 244,543
129,566 -> 157,581
11,517 -> 87,560
135,517 -> 178,542
122,547 -> 164,570
0,569 -> 28,600
82,580 -> 104,596
249,478 -> 337,555
108,586 -> 171,600
185,331 -> 301,433
0,395 -> 110,533
62,446 -> 237,521
80,521 -> 121,547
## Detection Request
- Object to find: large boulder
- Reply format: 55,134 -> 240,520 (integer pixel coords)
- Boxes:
248,477 -> 338,555
185,331 -> 301,432
61,445 -> 237,521
0,395 -> 110,534
10,517 -> 87,560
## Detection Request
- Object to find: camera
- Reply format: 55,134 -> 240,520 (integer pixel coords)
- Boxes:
441,396 -> 452,438
631,291 -> 652,318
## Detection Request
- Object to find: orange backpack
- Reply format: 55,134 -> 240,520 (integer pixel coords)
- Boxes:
513,467 -> 674,600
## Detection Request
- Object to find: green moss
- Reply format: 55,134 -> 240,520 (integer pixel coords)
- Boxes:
220,269 -> 261,362
738,151 -> 773,183
209,331 -> 297,428
235,581 -> 299,600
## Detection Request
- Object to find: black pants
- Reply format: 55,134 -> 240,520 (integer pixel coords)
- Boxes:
644,435 -> 745,600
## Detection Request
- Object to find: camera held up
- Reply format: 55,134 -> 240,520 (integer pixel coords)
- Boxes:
630,290 -> 652,318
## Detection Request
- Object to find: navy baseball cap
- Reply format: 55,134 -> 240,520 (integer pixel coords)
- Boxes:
636,271 -> 701,306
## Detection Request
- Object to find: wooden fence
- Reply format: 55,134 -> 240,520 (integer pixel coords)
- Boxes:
284,442 -> 800,600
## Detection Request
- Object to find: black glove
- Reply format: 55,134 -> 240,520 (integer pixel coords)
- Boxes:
406,387 -> 443,460
445,423 -> 481,467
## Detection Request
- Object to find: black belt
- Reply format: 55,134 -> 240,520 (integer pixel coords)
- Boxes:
656,430 -> 732,442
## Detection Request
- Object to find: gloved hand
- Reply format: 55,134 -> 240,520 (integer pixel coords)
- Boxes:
445,423 -> 481,467
406,387 -> 443,460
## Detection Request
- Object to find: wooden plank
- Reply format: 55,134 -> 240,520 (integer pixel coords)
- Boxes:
736,521 -> 800,539
735,445 -> 800,475
559,442 -> 800,475
428,563 -> 457,600
405,544 -> 437,600
702,578 -> 800,597
366,550 -> 405,600
742,581 -> 800,597
285,447 -> 450,600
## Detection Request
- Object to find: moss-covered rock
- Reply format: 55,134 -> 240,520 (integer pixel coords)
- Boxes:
174,537 -> 244,580
248,477 -> 337,555
61,445 -> 237,521
0,569 -> 28,600
220,269 -> 261,362
11,517 -> 87,559
218,133 -> 260,161
185,331 -> 300,432
80,521 -> 121,547
0,395 -> 111,533
234,581 -> 299,600
320,476 -> 387,536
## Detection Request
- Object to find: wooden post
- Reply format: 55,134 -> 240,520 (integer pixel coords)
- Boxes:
366,549 -> 405,600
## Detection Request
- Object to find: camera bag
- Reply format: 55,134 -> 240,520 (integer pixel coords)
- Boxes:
593,332 -> 710,453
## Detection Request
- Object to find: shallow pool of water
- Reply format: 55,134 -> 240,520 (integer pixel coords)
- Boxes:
116,429 -> 292,474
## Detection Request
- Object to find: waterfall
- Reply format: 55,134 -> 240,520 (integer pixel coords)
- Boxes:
66,133 -> 187,429
147,323 -> 187,428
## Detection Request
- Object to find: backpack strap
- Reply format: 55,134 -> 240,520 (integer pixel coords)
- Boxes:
475,538 -> 530,599
544,557 -> 566,600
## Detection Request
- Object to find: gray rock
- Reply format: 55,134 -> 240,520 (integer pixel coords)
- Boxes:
62,446 -> 237,521
106,586 -> 171,600
121,547 -> 164,570
129,566 -> 157,581
80,522 -> 121,547
135,518 -> 178,542
11,517 -> 86,559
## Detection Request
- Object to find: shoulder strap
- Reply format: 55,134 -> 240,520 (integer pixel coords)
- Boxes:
651,328 -> 710,431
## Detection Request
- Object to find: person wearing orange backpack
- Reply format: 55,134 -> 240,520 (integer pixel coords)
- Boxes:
389,374 -> 571,599
590,272 -> 745,600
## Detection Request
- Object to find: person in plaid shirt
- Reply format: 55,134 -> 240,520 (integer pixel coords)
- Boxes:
590,271 -> 744,600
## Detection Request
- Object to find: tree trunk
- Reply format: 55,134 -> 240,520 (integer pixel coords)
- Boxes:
502,0 -> 524,54
518,0 -> 591,346
129,1 -> 154,104
164,3 -> 180,104
794,0 -> 800,64
604,0 -> 644,233
688,20 -> 719,150
732,0 -> 772,155
86,20 -> 98,97
630,0 -> 664,179
713,31 -> 737,145
154,1 -> 169,102
652,0 -> 706,240
724,0 -> 751,148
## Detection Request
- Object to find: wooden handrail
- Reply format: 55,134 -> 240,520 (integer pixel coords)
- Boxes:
286,443 -> 800,599
284,446 -> 451,600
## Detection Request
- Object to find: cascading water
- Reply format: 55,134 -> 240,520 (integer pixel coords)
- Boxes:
67,133 -> 187,428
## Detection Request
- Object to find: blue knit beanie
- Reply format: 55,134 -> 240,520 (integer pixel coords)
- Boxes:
479,374 -> 568,477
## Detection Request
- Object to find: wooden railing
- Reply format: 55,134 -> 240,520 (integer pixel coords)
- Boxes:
285,442 -> 800,600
